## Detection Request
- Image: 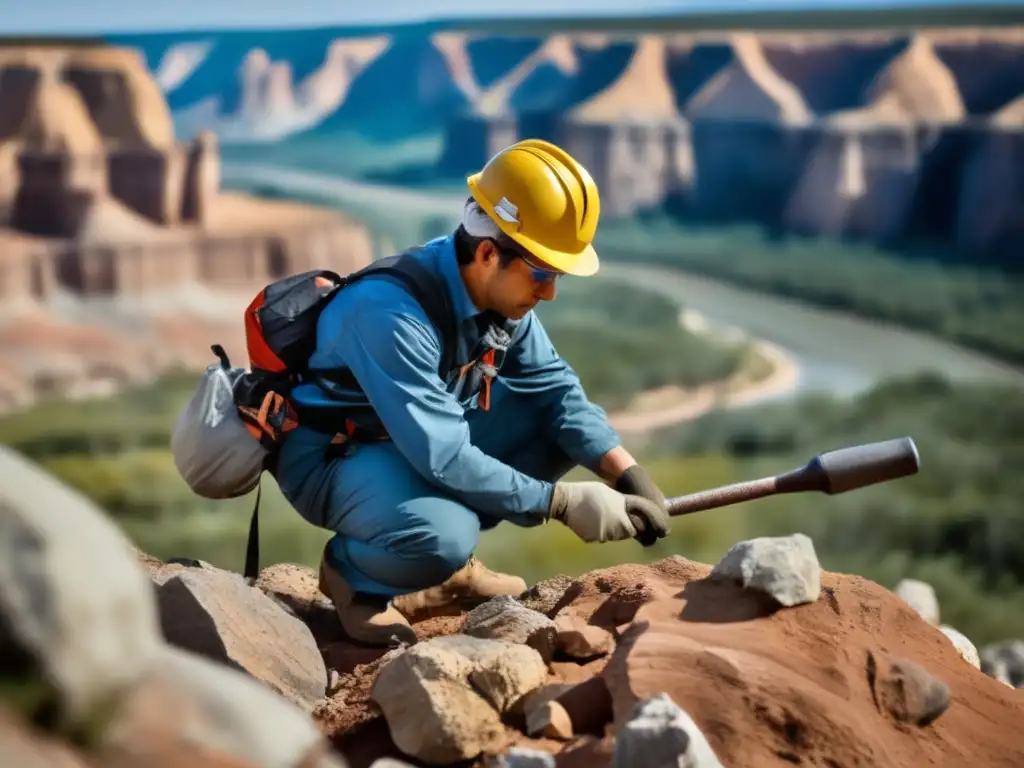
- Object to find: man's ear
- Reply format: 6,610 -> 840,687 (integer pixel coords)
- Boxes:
474,239 -> 498,267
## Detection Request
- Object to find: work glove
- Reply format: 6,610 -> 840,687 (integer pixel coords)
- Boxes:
614,464 -> 671,547
548,481 -> 664,544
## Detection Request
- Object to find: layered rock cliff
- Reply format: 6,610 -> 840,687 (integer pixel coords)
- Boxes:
0,43 -> 373,412
125,23 -> 1022,259
436,28 -> 1024,260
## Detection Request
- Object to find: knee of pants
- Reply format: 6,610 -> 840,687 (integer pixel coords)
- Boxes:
330,506 -> 481,594
401,516 -> 480,586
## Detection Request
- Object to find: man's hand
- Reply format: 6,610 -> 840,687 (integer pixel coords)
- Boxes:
614,464 -> 671,546
549,481 -> 665,544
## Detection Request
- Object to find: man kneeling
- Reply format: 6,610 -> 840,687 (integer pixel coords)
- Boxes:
273,139 -> 671,646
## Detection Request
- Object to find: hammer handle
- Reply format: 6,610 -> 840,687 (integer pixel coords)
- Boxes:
627,476 -> 779,538
665,476 -> 780,516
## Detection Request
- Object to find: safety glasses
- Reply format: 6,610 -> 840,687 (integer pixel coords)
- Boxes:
519,253 -> 562,284
507,246 -> 563,283
490,239 -> 564,283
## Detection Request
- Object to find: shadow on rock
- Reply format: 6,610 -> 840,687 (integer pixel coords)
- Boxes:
676,577 -> 783,624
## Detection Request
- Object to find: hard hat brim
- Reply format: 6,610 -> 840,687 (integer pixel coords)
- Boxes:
510,234 -> 599,277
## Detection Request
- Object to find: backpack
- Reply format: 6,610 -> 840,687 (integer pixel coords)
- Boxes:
170,250 -> 460,581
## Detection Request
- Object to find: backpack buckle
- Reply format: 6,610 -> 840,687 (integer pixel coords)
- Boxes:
239,391 -> 298,449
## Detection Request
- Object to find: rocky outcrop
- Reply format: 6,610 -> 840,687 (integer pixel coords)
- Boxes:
4,446 -> 1024,767
152,560 -> 328,713
0,445 -> 346,768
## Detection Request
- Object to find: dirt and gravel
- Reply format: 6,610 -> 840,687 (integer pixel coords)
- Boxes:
301,554 -> 1024,767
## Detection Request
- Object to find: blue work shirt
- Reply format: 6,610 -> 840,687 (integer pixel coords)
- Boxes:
288,233 -> 621,520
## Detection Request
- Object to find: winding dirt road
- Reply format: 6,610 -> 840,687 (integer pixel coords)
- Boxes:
606,338 -> 800,434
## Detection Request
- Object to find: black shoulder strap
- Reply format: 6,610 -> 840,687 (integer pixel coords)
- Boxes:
356,251 -> 459,376
325,249 -> 460,381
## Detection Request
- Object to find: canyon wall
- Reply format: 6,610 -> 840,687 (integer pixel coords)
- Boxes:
0,46 -> 213,233
435,29 -> 1024,261
0,44 -> 372,297
0,43 -> 373,411
118,23 -> 1023,258
0,205 -> 370,302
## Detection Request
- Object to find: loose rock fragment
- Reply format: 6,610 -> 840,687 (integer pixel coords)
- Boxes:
939,625 -> 980,669
514,683 -> 575,718
462,596 -> 558,663
156,565 -> 328,712
710,533 -> 821,607
518,575 -> 580,617
371,635 -> 547,764
895,579 -> 940,626
553,615 -> 614,660
0,446 -> 162,738
99,644 -> 332,768
525,700 -> 573,740
981,640 -> 1024,687
255,563 -> 333,619
612,693 -> 724,768
877,657 -> 950,727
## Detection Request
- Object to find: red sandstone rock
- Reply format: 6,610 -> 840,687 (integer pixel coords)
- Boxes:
553,616 -> 614,660
307,555 -> 1024,768
154,562 -> 328,713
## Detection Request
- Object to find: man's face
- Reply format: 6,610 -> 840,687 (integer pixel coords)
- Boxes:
477,239 -> 562,320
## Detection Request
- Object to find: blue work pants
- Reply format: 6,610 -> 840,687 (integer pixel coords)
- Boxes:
274,381 -> 575,597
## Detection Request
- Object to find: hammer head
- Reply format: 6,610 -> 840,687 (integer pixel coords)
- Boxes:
807,436 -> 921,494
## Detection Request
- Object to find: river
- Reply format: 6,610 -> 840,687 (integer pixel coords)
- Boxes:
601,263 -> 1024,397
221,164 -> 1024,398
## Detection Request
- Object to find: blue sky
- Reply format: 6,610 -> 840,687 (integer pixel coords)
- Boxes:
3,0 -> 1009,34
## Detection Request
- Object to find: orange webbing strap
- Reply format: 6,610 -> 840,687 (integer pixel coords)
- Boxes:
240,391 -> 298,445
479,349 -> 496,411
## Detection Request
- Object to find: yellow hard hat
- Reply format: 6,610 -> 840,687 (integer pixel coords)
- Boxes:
466,138 -> 601,276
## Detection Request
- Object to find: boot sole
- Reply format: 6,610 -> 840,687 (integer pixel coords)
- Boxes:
394,591 -> 520,622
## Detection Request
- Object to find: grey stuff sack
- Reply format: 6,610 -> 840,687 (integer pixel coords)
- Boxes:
171,360 -> 267,500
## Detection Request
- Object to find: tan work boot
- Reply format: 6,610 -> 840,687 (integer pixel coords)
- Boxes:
317,554 -> 417,647
391,555 -> 527,621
